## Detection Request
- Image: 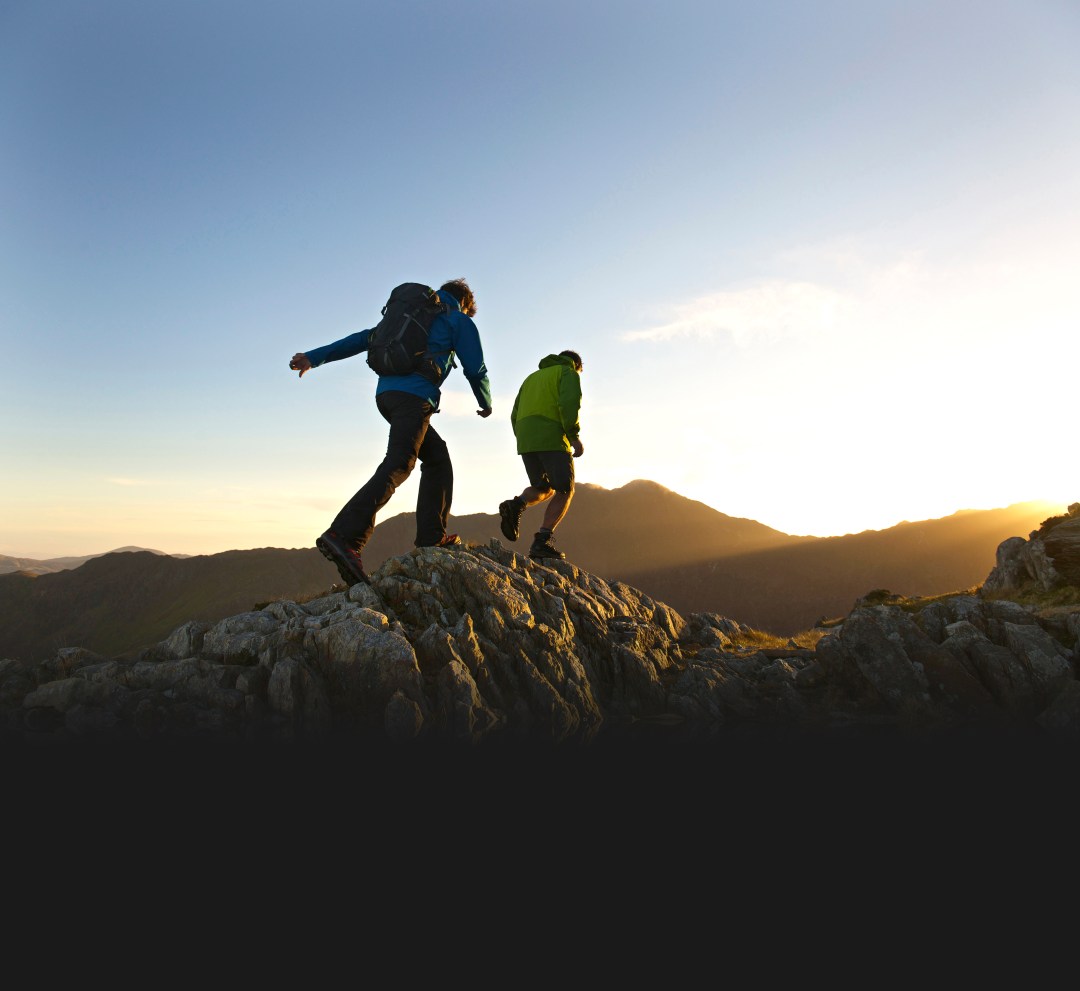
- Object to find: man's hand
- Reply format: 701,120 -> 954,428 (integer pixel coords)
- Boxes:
477,407 -> 493,418
571,437 -> 584,457
289,353 -> 312,378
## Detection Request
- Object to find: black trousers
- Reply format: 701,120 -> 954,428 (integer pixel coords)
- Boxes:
331,390 -> 453,550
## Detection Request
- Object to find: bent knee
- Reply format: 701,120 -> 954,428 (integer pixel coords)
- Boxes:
421,438 -> 450,465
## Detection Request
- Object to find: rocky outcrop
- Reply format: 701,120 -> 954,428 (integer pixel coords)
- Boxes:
983,503 -> 1080,593
2,526 -> 1079,751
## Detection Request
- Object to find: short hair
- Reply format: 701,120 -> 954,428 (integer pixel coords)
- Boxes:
440,278 -> 476,317
559,349 -> 583,372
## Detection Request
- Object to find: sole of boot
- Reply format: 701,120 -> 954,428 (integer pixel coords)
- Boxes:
499,502 -> 521,542
316,537 -> 369,585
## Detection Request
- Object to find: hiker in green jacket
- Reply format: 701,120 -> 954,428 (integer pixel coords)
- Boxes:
498,350 -> 584,561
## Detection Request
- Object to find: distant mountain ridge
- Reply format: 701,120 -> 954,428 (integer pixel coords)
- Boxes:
624,503 -> 1056,633
0,548 -> 338,662
0,546 -> 187,576
0,481 -> 1064,662
360,480 -> 809,581
355,482 -> 1059,630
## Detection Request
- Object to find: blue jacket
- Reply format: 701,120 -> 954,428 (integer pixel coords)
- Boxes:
302,288 -> 492,413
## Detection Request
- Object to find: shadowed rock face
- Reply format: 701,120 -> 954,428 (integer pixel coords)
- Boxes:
983,503 -> 1080,593
1044,515 -> 1080,587
2,533 -> 1079,752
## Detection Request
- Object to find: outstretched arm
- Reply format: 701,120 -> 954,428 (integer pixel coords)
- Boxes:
289,329 -> 373,379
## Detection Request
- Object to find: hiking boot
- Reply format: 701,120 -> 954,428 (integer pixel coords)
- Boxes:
529,531 -> 565,560
417,533 -> 462,548
316,530 -> 369,585
499,498 -> 525,542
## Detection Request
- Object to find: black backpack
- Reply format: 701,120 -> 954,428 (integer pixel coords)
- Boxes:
365,283 -> 449,382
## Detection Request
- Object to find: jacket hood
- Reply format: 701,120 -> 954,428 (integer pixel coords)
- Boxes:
538,353 -> 576,370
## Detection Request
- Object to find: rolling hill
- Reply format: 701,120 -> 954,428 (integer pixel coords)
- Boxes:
0,481 -> 1063,661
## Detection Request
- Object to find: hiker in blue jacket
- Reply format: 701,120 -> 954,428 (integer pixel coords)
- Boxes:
289,278 -> 493,586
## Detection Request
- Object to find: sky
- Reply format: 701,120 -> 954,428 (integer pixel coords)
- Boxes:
2,0 -> 1077,559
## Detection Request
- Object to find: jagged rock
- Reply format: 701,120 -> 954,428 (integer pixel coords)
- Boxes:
1045,513 -> 1080,587
1,534 -> 1078,751
983,503 -> 1080,594
982,537 -> 1032,593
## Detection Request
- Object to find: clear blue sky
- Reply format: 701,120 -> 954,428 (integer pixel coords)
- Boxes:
3,0 -> 1076,558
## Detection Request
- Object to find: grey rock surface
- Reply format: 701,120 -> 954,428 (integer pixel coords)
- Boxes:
3,526 -> 1079,753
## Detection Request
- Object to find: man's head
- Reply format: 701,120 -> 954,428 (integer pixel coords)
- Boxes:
559,350 -> 583,372
440,278 -> 477,317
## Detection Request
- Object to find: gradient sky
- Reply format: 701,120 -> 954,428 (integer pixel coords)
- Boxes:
3,0 -> 1076,559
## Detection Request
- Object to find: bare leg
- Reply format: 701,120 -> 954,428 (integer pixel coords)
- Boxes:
516,485 -> 574,532
540,490 -> 573,532
517,485 -> 553,509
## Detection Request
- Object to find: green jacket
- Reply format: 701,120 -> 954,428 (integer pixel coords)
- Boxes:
510,354 -> 581,454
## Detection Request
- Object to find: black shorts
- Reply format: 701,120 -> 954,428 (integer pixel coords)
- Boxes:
521,451 -> 575,494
